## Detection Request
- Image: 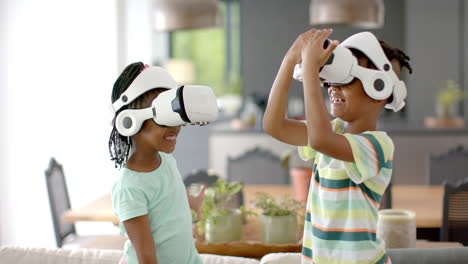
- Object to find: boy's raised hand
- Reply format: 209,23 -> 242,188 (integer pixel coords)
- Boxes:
187,184 -> 206,217
301,29 -> 339,70
285,29 -> 317,64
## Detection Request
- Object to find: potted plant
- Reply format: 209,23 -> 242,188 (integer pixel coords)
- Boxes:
435,80 -> 465,119
196,178 -> 245,243
281,149 -> 313,202
425,80 -> 465,128
251,192 -> 305,244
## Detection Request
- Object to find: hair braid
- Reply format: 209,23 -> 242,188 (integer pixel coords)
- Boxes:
108,62 -> 145,168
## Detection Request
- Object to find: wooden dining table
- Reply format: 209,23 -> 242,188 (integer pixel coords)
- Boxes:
62,184 -> 463,255
63,184 -> 445,229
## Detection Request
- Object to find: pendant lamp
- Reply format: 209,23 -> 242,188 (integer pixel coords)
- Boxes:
154,0 -> 222,31
309,0 -> 384,29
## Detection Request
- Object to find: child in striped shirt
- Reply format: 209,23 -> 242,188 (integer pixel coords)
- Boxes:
263,29 -> 412,264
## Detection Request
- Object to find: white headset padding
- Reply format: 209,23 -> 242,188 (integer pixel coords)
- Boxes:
319,45 -> 355,84
351,66 -> 393,100
341,32 -> 391,72
115,107 -> 153,137
153,88 -> 186,127
182,85 -> 219,123
386,80 -> 407,111
341,32 -> 408,111
112,67 -> 178,113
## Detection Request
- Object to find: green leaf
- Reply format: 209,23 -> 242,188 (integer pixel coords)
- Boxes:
250,192 -> 306,217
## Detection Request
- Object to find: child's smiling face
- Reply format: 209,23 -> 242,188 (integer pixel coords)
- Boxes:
327,57 -> 401,122
131,89 -> 182,154
138,119 -> 181,154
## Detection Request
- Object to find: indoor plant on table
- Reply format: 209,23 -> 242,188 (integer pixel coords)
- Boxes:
251,192 -> 305,244
197,178 -> 250,243
425,79 -> 466,128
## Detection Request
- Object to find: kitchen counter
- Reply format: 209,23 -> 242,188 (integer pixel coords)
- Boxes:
209,118 -> 468,184
210,119 -> 468,136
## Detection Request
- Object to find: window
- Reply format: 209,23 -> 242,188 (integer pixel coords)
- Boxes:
169,0 -> 241,96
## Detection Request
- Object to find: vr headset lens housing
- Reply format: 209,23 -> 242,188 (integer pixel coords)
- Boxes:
112,66 -> 219,137
152,85 -> 219,127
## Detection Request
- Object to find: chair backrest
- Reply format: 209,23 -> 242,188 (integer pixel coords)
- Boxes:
45,158 -> 76,247
227,147 -> 289,185
428,145 -> 468,185
440,178 -> 468,246
379,182 -> 393,209
184,169 -> 244,207
183,170 -> 220,186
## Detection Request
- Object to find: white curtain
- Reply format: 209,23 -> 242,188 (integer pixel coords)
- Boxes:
1,0 -> 122,247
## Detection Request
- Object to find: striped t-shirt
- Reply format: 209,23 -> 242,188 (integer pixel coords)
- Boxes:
298,119 -> 393,264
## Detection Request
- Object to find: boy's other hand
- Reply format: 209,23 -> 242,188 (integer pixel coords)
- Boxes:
301,29 -> 339,70
187,184 -> 206,217
285,29 -> 317,64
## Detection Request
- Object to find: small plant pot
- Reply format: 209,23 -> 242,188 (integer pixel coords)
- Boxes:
436,102 -> 458,119
205,209 -> 242,243
260,214 -> 297,244
290,168 -> 312,202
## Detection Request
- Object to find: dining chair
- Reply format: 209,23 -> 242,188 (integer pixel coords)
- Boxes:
427,145 -> 468,185
227,147 -> 289,185
184,169 -> 244,207
45,157 -> 126,249
379,182 -> 393,209
440,178 -> 468,246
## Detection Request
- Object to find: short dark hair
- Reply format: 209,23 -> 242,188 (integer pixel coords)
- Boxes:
350,40 -> 413,74
350,40 -> 412,104
379,39 -> 413,74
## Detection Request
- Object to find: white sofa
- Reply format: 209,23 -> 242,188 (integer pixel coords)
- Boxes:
4,245 -> 468,264
0,246 -> 300,264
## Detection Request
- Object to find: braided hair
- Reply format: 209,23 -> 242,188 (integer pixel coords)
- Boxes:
108,62 -> 165,168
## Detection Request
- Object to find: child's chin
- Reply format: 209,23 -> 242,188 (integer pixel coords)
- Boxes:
330,110 -> 341,118
161,146 -> 176,154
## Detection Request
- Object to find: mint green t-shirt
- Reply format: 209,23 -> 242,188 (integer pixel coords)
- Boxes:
111,152 -> 202,264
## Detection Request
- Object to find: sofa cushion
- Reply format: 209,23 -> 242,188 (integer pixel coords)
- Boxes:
387,247 -> 468,264
0,246 -> 261,264
0,245 -> 122,264
260,248 -> 468,264
259,253 -> 301,264
201,254 -> 260,264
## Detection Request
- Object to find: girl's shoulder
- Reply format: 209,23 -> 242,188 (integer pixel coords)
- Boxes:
159,152 -> 176,164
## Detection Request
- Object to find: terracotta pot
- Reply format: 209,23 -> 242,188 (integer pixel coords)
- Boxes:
290,168 -> 312,202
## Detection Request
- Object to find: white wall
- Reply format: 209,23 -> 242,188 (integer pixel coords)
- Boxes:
1,0 -> 121,247
0,0 -> 8,246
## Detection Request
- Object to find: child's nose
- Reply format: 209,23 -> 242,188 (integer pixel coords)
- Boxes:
171,125 -> 182,132
328,86 -> 340,95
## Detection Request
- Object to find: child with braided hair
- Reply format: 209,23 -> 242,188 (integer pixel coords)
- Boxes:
109,62 -> 204,264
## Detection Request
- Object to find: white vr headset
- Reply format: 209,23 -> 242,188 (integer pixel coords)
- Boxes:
110,66 -> 219,137
293,32 -> 407,112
